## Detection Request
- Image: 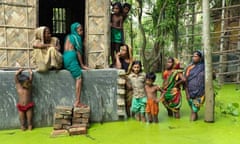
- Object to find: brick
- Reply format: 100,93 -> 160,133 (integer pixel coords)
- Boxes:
54,113 -> 64,119
51,130 -> 69,137
63,115 -> 72,119
69,127 -> 87,135
117,89 -> 126,95
71,123 -> 87,128
117,85 -> 125,89
117,78 -> 126,85
81,118 -> 89,123
73,106 -> 90,113
53,124 -> 62,130
73,113 -> 82,118
55,119 -> 71,125
118,69 -> 126,76
62,124 -> 71,130
82,113 -> 90,118
117,98 -> 125,106
55,106 -> 73,115
55,106 -> 73,111
72,118 -> 82,123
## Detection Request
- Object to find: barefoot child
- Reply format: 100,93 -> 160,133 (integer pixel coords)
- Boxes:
15,69 -> 34,130
145,72 -> 164,123
111,2 -> 123,64
127,61 -> 146,122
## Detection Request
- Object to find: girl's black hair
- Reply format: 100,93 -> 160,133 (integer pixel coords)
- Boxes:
193,50 -> 202,58
132,60 -> 142,73
193,50 -> 204,63
122,44 -> 130,59
146,72 -> 156,81
168,57 -> 175,63
123,3 -> 131,10
112,2 -> 123,13
17,74 -> 30,85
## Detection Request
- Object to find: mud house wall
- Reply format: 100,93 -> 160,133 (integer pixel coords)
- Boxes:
0,0 -> 36,68
0,69 -> 118,130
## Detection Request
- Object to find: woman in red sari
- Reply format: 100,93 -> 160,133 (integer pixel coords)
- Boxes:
162,57 -> 185,118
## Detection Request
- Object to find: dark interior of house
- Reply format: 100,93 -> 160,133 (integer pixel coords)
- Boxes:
39,0 -> 85,53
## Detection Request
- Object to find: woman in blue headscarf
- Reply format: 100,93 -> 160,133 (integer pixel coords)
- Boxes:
63,22 -> 89,107
185,50 -> 205,121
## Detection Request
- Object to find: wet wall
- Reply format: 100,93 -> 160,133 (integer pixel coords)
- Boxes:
0,69 -> 118,129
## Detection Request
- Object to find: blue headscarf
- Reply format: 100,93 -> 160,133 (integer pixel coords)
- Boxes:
68,22 -> 83,55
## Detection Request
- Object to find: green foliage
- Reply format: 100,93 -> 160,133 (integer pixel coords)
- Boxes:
213,79 -> 221,96
218,102 -> 239,116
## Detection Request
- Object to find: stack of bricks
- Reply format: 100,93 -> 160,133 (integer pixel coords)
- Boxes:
51,106 -> 91,137
52,106 -> 72,137
117,69 -> 127,120
69,106 -> 90,135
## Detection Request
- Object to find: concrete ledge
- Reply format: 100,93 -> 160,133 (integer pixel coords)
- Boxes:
0,69 -> 118,129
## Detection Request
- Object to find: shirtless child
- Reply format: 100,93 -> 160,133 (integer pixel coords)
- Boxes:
15,69 -> 34,130
111,2 -> 123,64
145,72 -> 164,123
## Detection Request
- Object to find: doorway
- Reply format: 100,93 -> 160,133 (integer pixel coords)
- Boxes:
38,0 -> 85,53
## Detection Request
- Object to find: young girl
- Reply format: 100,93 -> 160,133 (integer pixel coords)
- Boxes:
111,2 -> 123,64
127,61 -> 146,122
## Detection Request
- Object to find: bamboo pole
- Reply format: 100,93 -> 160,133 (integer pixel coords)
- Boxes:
183,4 -> 240,16
0,2 -> 34,7
237,18 -> 240,84
26,0 -> 30,68
3,3 -> 8,67
219,0 -> 226,84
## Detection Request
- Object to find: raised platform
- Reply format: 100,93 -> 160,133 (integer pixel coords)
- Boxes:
0,69 -> 118,129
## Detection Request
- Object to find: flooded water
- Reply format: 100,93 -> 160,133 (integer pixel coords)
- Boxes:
0,85 -> 239,144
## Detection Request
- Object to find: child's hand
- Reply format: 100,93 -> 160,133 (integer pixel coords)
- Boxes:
16,68 -> 24,75
115,52 -> 121,59
28,69 -> 33,75
159,97 -> 165,102
154,98 -> 160,103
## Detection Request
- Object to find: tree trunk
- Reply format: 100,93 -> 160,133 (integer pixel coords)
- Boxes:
202,0 -> 215,123
130,0 -> 134,49
173,1 -> 179,58
184,0 -> 191,63
136,0 -> 147,62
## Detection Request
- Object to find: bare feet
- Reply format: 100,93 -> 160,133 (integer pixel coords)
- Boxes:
190,112 -> 198,121
174,112 -> 180,119
21,125 -> 26,131
141,115 -> 146,122
28,125 -> 33,130
135,114 -> 140,121
74,101 -> 88,108
167,109 -> 173,117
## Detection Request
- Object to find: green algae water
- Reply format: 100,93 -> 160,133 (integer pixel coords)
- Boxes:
0,84 -> 239,144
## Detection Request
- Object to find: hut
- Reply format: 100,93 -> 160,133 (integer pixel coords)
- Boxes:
0,0 -> 110,69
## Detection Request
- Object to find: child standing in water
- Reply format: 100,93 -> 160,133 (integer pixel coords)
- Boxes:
145,72 -> 164,123
127,61 -> 146,122
111,2 -> 123,64
15,69 -> 34,131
